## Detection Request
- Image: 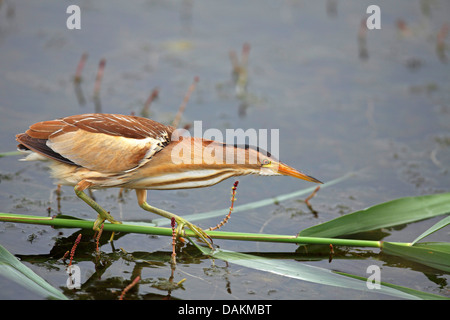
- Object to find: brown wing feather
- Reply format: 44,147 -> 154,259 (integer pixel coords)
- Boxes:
16,133 -> 76,165
17,114 -> 175,173
57,114 -> 174,139
25,120 -> 67,139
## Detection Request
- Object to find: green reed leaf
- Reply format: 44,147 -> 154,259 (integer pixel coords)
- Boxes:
412,215 -> 450,245
335,270 -> 449,300
299,192 -> 450,238
382,242 -> 450,273
0,244 -> 67,300
193,244 -> 442,300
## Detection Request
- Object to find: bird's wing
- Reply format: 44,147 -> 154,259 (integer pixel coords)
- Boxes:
17,114 -> 174,173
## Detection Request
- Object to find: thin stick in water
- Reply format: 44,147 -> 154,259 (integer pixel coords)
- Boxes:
74,53 -> 88,83
142,87 -> 159,117
305,185 -> 320,207
93,58 -> 106,97
172,76 -> 199,128
119,276 -> 140,300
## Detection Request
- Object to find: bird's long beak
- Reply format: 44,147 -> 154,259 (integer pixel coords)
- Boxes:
276,162 -> 323,184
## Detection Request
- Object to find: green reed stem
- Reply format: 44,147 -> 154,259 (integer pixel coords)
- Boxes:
0,213 -> 411,248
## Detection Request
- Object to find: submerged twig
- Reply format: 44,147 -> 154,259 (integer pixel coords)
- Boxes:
229,42 -> 250,97
119,276 -> 140,300
142,87 -> 159,118
55,184 -> 62,214
172,76 -> 199,128
303,185 -> 320,217
74,52 -> 88,83
358,18 -> 369,60
304,185 -> 320,207
436,23 -> 448,63
93,58 -> 106,98
329,244 -> 334,263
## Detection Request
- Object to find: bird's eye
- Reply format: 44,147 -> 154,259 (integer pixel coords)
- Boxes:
262,159 -> 271,166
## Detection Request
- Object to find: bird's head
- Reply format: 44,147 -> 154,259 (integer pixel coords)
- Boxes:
234,144 -> 323,184
252,150 -> 322,184
258,156 -> 322,183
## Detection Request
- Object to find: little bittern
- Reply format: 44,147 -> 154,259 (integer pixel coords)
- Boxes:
16,113 -> 322,247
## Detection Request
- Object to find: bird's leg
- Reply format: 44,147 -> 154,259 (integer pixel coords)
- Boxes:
74,180 -> 122,231
135,189 -> 213,249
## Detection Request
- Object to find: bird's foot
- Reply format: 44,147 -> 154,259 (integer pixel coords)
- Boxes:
93,213 -> 122,242
93,212 -> 122,231
175,218 -> 213,249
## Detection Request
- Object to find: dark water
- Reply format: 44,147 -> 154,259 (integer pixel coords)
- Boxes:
0,1 -> 449,300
